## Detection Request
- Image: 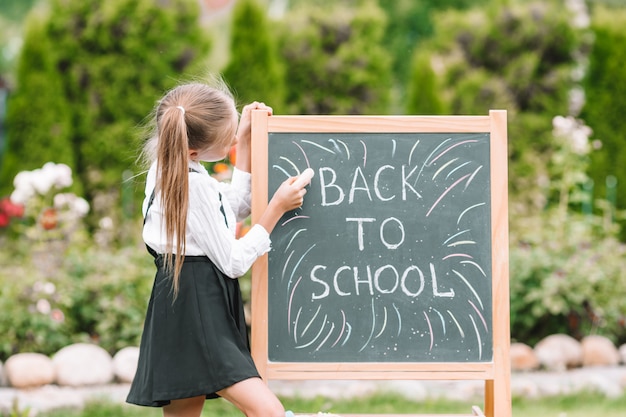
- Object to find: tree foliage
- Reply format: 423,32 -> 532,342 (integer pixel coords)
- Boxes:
406,50 -> 446,115
581,6 -> 626,239
408,1 -> 584,215
2,0 -> 212,232
377,0 -> 489,97
222,0 -> 285,110
508,116 -> 626,345
276,1 -> 393,115
2,11 -> 74,190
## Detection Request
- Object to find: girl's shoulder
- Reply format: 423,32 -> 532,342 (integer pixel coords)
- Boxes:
188,165 -> 221,199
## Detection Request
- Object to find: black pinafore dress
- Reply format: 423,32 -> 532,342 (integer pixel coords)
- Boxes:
126,175 -> 260,407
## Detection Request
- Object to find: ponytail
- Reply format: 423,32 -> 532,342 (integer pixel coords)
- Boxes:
144,80 -> 238,299
156,106 -> 189,298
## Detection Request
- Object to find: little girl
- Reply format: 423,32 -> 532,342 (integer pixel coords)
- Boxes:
126,79 -> 307,417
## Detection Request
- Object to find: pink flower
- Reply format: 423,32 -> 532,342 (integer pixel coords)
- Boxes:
50,309 -> 65,323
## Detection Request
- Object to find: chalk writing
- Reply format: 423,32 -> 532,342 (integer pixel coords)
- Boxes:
267,132 -> 493,363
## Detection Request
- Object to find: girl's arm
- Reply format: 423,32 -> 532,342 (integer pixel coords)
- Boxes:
257,177 -> 307,235
232,101 -> 309,235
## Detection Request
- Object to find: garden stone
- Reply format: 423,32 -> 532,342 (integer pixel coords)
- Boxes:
534,334 -> 583,371
619,343 -> 626,364
510,342 -> 539,371
581,335 -> 620,367
5,353 -> 55,388
53,343 -> 113,387
112,347 -> 139,383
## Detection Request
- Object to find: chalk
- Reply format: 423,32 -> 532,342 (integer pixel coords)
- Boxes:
293,168 -> 314,188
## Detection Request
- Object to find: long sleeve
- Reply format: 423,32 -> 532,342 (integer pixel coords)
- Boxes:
142,162 -> 271,278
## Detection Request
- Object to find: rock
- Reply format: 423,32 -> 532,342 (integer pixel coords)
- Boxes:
112,347 -> 139,383
619,344 -> 626,365
581,335 -> 620,367
53,343 -> 113,387
510,342 -> 540,371
4,353 -> 55,388
534,334 -> 583,371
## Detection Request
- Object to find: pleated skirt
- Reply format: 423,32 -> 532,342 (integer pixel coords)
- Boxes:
126,255 -> 260,407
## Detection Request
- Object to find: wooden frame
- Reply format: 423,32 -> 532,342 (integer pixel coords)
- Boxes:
250,111 -> 510,417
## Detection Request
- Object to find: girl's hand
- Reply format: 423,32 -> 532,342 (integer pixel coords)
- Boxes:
234,102 -> 272,173
257,177 -> 308,234
236,101 -> 273,147
270,177 -> 308,213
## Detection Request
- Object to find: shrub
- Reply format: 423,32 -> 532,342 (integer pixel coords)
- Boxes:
509,116 -> 626,345
60,244 -> 154,355
277,0 -> 393,115
222,0 -> 286,111
0,261 -> 73,360
581,6 -> 626,240
0,242 -> 153,361
510,211 -> 626,345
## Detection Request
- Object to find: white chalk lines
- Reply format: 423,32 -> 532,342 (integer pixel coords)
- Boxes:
271,134 -> 490,360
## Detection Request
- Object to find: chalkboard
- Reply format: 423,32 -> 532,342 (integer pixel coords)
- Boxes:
250,112 -> 511,417
266,132 -> 493,363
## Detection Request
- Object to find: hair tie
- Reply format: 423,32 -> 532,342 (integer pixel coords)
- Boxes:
176,105 -> 185,115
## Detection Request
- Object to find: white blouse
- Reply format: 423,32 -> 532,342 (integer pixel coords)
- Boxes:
142,160 -> 271,278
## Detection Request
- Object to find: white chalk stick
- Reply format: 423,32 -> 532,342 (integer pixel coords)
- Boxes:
293,168 -> 314,188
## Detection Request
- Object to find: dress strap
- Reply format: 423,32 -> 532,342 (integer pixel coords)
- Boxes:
143,189 -> 159,259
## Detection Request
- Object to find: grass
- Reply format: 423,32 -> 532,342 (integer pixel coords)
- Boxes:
36,391 -> 626,417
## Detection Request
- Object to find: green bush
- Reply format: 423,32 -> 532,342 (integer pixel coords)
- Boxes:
60,243 -> 154,354
0,260 -> 73,360
510,211 -> 626,345
1,0 -> 213,236
405,50 -> 447,115
508,115 -> 626,345
277,0 -> 393,115
581,6 -> 626,239
0,241 -> 154,361
222,0 -> 286,110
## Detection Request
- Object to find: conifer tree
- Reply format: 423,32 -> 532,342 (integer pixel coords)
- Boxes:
223,0 -> 285,111
1,13 -> 73,189
277,1 -> 392,115
406,51 -> 446,115
2,0 -> 212,230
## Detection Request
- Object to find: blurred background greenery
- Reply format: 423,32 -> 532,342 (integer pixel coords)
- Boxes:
1,0 -> 626,360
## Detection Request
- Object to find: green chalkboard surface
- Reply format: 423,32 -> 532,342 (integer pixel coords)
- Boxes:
267,132 -> 492,363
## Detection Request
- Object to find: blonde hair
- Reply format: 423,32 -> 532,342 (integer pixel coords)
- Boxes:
142,79 -> 237,297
